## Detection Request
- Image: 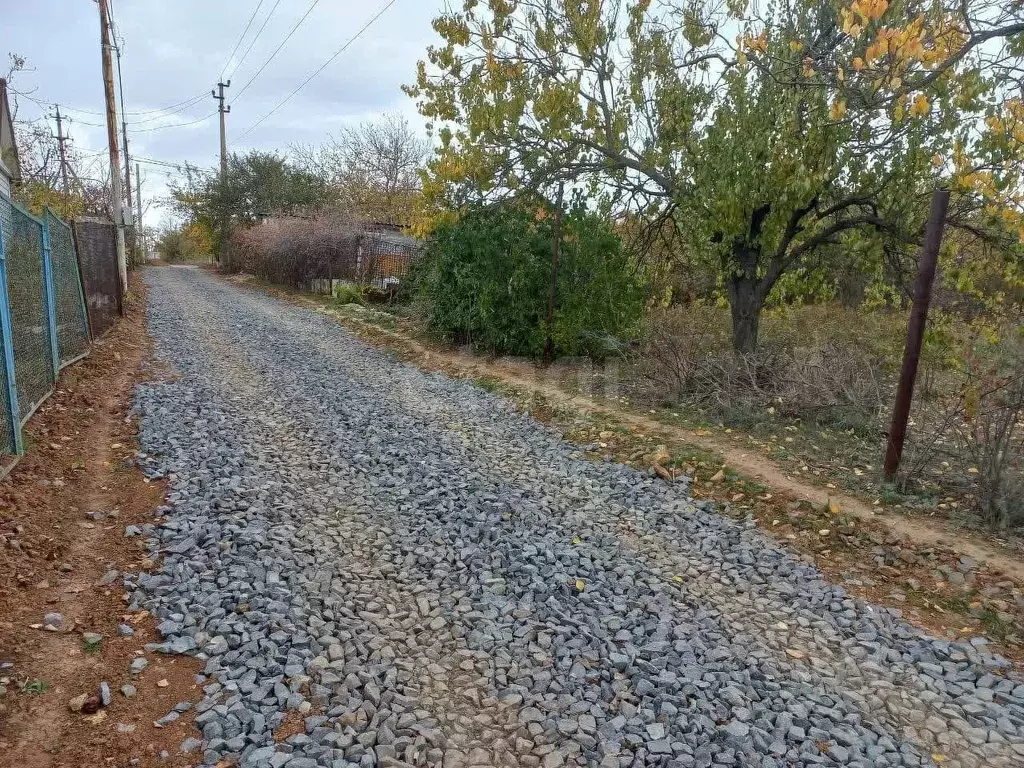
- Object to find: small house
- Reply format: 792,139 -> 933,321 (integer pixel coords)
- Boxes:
0,79 -> 21,199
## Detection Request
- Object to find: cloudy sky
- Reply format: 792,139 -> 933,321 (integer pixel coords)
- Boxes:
6,0 -> 445,225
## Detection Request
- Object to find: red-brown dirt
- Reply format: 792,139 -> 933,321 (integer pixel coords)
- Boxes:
0,272 -> 202,768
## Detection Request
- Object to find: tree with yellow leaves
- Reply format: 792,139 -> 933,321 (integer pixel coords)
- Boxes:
406,0 -> 1024,352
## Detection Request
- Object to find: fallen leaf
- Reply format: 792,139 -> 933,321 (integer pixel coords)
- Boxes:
672,575 -> 684,583
652,463 -> 673,482
574,579 -> 585,592
827,498 -> 841,515
710,469 -> 726,482
785,648 -> 806,659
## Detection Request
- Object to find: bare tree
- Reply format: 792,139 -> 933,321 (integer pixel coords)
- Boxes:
292,113 -> 429,226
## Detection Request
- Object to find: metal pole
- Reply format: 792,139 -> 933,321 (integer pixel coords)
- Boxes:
98,0 -> 127,296
543,182 -> 565,364
52,106 -> 72,217
136,162 -> 144,260
883,188 -> 950,480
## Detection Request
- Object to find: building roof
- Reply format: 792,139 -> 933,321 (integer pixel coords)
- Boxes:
0,79 -> 21,183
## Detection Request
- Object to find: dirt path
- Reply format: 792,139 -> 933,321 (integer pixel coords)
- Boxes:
0,278 -> 200,768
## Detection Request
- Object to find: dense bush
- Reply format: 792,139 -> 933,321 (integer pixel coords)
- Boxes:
155,225 -> 210,263
416,203 -> 645,358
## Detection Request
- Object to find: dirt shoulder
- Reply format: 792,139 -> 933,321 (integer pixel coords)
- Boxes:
0,270 -> 201,768
223,272 -> 1024,664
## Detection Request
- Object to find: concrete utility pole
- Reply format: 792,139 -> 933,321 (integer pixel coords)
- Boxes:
98,0 -> 128,295
135,162 -> 144,260
212,81 -> 231,181
50,105 -> 72,216
883,188 -> 951,481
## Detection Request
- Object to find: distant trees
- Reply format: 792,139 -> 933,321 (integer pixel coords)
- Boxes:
155,223 -> 211,263
169,150 -> 335,254
292,113 -> 430,226
406,0 -> 1024,352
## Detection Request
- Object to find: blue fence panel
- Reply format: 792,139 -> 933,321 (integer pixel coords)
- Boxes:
0,198 -> 21,456
44,209 -> 90,366
0,193 -> 93,458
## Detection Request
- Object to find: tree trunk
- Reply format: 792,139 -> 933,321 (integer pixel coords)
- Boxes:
725,242 -> 765,354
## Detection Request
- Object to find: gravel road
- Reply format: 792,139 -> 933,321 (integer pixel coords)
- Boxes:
130,266 -> 1024,768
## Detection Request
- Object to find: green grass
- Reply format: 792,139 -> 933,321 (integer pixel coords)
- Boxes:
21,679 -> 48,695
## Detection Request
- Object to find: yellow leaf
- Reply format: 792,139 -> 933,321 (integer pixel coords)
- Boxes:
575,579 -> 585,592
932,755 -> 947,764
572,537 -> 582,544
789,40 -> 803,52
829,99 -> 847,121
672,575 -> 684,583
911,93 -> 930,117
828,497 -> 841,515
710,469 -> 726,482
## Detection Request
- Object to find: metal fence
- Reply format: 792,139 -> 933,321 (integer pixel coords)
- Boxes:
0,193 -> 92,457
74,219 -> 122,337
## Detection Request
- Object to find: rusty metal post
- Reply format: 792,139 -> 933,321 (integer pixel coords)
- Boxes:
883,188 -> 950,480
543,183 -> 565,365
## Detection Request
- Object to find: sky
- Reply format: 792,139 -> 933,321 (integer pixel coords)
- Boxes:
5,0 -> 445,226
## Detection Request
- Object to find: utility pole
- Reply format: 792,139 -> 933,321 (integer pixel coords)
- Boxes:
98,0 -> 127,295
50,105 -> 72,217
110,6 -> 134,260
213,80 -> 231,264
542,182 -> 565,365
135,162 -> 144,260
883,188 -> 950,481
213,80 -> 231,180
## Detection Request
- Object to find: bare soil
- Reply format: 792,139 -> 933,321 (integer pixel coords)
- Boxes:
0,272 -> 201,768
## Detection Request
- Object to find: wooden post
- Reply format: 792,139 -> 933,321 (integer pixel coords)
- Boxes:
543,183 -> 565,364
883,188 -> 950,480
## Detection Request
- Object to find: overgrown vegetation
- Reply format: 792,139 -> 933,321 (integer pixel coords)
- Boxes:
417,201 -> 645,357
155,222 -> 211,263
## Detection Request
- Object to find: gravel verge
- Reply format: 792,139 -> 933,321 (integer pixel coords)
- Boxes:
129,267 -> 1024,768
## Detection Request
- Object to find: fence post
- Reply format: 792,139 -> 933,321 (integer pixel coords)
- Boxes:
40,218 -> 61,379
883,188 -> 950,481
0,217 -> 23,454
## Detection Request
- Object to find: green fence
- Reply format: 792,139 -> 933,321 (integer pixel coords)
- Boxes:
0,194 -> 91,457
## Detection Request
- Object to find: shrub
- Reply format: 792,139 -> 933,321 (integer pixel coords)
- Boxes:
640,303 -> 889,431
155,226 -> 209,263
416,202 -> 645,357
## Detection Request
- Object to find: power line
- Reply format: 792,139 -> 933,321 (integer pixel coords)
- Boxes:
227,0 -> 286,83
126,95 -> 208,124
128,111 -> 219,134
231,0 -> 323,105
235,0 -> 399,142
221,0 -> 268,81
10,86 -> 207,123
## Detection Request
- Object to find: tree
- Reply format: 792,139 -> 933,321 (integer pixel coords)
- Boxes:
406,1 -> 1024,352
292,113 -> 430,226
170,150 -> 335,252
6,53 -> 113,219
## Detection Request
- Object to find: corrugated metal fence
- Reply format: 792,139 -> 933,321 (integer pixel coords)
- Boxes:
0,193 -> 92,458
